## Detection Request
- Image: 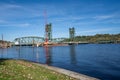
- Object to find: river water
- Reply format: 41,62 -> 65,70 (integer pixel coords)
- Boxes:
0,44 -> 120,80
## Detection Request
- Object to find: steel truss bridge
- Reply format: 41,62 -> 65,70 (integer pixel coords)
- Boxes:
14,36 -> 44,46
13,36 -> 66,46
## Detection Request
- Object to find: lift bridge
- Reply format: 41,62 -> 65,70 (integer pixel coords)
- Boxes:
13,36 -> 65,46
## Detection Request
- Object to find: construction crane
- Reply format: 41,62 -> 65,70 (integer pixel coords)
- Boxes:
44,10 -> 48,45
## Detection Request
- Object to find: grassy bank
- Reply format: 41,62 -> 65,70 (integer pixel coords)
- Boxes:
0,59 -> 77,80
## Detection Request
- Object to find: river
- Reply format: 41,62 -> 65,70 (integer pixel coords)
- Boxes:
0,44 -> 120,80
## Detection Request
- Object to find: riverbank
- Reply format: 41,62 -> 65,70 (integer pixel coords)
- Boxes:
0,59 -> 99,80
0,40 -> 12,48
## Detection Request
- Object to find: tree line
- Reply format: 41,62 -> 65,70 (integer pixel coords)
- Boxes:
64,33 -> 120,44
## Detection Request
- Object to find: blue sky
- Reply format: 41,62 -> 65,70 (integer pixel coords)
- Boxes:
0,0 -> 120,41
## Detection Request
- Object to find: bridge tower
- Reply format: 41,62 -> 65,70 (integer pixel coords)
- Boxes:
45,23 -> 52,41
69,27 -> 75,41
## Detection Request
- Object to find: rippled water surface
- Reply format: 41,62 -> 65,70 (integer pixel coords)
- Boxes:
0,44 -> 120,80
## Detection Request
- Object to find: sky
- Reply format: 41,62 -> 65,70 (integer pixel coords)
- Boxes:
0,0 -> 120,41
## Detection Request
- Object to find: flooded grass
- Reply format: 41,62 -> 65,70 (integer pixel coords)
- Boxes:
0,59 -> 77,80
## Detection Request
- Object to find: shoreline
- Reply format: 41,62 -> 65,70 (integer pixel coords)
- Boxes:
0,59 -> 100,80
33,62 -> 100,80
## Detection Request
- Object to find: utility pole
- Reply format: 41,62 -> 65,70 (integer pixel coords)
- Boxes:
1,34 -> 4,47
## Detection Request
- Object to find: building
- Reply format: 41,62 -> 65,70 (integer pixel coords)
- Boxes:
0,40 -> 12,48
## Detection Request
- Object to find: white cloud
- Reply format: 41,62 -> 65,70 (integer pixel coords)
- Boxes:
76,27 -> 120,35
5,4 -> 21,8
0,23 -> 31,27
52,16 -> 85,22
70,16 -> 85,20
0,20 -> 7,23
18,23 -> 30,27
93,14 -> 115,20
0,3 -> 22,10
0,3 -> 42,19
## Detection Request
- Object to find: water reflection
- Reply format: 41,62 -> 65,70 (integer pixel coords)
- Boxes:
36,47 -> 39,62
16,46 -> 21,58
32,47 -> 35,60
44,46 -> 52,65
70,45 -> 77,64
0,48 -> 4,58
15,46 -> 52,64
